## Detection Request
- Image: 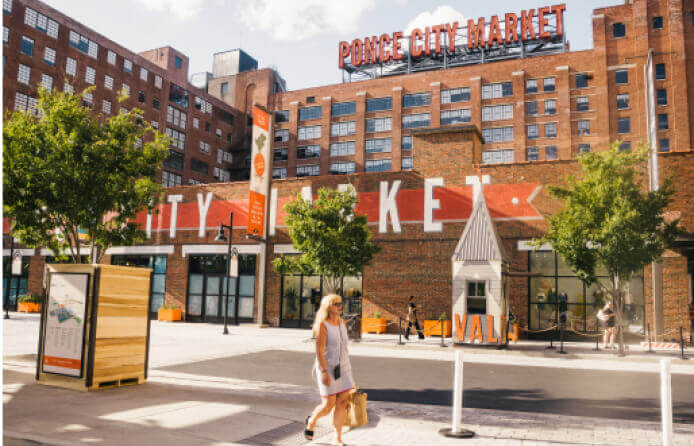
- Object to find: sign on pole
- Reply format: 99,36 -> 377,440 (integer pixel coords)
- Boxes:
229,247 -> 239,278
248,106 -> 272,238
11,251 -> 22,276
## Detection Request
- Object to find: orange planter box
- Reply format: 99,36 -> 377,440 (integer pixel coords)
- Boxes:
362,318 -> 386,334
158,308 -> 182,322
423,320 -> 452,337
17,302 -> 41,313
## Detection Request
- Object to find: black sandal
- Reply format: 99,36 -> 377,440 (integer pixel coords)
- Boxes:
304,415 -> 314,440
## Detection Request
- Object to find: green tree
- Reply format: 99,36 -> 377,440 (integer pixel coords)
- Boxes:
273,186 -> 380,295
3,87 -> 169,263
535,143 -> 680,354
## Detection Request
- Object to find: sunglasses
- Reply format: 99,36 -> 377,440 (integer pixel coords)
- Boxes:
332,302 -> 343,307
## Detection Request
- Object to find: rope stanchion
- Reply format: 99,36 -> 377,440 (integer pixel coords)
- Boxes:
681,327 -> 689,361
558,322 -> 567,354
440,319 -> 447,348
646,324 -> 654,354
397,317 -> 405,345
547,325 -> 556,350
593,316 -> 600,352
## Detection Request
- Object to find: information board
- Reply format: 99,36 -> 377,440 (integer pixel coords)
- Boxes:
42,273 -> 89,377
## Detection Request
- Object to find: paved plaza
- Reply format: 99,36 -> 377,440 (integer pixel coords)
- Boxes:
3,313 -> 694,445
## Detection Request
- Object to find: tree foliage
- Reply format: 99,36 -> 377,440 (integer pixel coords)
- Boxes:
3,87 -> 169,263
273,187 -> 380,294
535,143 -> 680,353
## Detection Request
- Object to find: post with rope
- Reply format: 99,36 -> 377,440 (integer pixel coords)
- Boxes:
681,327 -> 688,360
397,317 -> 405,345
647,324 -> 654,353
547,325 -> 556,349
558,315 -> 567,355
593,315 -> 600,351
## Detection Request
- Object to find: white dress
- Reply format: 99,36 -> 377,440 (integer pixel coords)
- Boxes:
315,320 -> 354,396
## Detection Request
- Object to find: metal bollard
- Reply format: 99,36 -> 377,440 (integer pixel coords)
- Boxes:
558,322 -> 567,354
660,359 -> 673,446
647,324 -> 654,354
593,316 -> 600,352
546,325 -> 556,350
438,349 -> 474,439
397,317 -> 405,345
681,326 -> 688,360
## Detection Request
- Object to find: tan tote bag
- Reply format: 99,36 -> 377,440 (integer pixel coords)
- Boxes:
344,389 -> 368,428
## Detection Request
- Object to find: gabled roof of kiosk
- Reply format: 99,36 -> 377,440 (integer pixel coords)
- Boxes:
452,188 -> 509,263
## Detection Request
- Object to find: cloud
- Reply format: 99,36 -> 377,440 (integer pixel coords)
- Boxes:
133,0 -> 206,21
404,5 -> 467,36
241,0 -> 376,41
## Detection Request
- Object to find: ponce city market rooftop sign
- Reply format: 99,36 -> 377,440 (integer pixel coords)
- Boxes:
338,4 -> 566,68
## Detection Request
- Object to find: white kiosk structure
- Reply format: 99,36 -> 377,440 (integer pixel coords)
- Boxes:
451,179 -> 510,345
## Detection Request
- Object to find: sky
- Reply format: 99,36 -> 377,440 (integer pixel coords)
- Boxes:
41,0 -> 624,91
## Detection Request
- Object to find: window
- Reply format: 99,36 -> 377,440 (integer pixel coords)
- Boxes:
274,129 -> 289,143
103,75 -> 114,90
17,63 -> 30,84
69,30 -> 98,58
616,93 -> 629,109
273,148 -> 288,161
306,96 -> 315,103
658,138 -> 670,152
24,8 -> 58,38
199,141 -> 211,153
365,159 -> 392,173
174,56 -> 183,68
102,100 -> 111,114
83,92 -> 93,108
578,143 -> 590,154
467,281 -> 486,314
545,145 -> 558,160
577,120 -> 590,135
657,113 -> 668,130
331,121 -> 356,136
85,66 -> 96,84
14,92 -> 38,115
401,157 -> 413,170
20,36 -> 33,56
151,98 -> 160,110
140,67 -> 148,81
545,123 -> 557,138
220,82 -> 228,95
273,167 -> 287,179
215,128 -> 222,138
615,70 -> 628,85
527,124 -> 539,139
441,87 -> 470,104
137,90 -> 146,103
365,138 -> 391,153
63,82 -> 74,94
192,117 -> 199,128
543,77 -> 556,92
169,83 -> 188,108
154,75 -> 162,89
544,99 -> 557,115
191,158 -> 208,175
365,117 -> 392,132
482,126 -> 514,143
482,104 -> 513,121
655,63 -> 666,80
3,26 -> 7,45
657,89 -> 667,106
162,171 -> 182,187
332,102 -> 355,117
576,96 -> 589,111
40,73 -> 52,90
275,110 -> 289,122
441,108 -> 471,125
298,125 -> 321,140
402,113 -> 430,129
297,145 -> 321,159
165,127 -> 186,150
482,149 -> 514,164
482,82 -> 513,99
402,136 -> 413,150
613,22 -> 625,38
299,105 -> 322,121
107,50 -> 116,65
296,164 -> 320,177
526,78 -> 538,94
194,96 -> 213,114
526,101 -> 538,116
527,146 -> 539,161
366,97 -> 392,112
167,105 -> 187,129
653,16 -> 663,29
3,0 -> 11,14
330,141 -> 355,157
617,117 -> 631,134
205,123 -> 210,133
330,162 -> 355,175
66,57 -> 76,76
575,73 -> 589,89
403,92 -> 430,108
164,149 -> 184,172
123,58 -> 133,73
619,141 -> 631,152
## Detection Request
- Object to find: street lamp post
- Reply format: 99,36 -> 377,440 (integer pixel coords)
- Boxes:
215,211 -> 238,335
4,232 -> 14,320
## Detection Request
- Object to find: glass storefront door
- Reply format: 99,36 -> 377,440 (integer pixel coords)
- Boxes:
3,256 -> 30,312
280,275 -> 362,328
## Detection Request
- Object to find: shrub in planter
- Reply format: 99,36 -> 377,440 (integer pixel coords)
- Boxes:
158,303 -> 182,322
362,312 -> 386,334
17,294 -> 42,313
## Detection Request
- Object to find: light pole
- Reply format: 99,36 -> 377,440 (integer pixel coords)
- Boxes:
4,231 -> 14,320
215,211 -> 238,335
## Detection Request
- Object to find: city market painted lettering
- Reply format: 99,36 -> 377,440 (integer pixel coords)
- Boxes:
338,4 -> 566,68
135,182 -> 542,239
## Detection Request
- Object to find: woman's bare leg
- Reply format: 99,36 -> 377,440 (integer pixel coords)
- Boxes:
332,391 -> 350,445
308,395 -> 335,431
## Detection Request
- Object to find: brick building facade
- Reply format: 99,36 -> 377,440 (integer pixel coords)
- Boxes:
3,0 -> 694,340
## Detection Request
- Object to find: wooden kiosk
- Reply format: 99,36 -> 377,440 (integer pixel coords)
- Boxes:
36,263 -> 152,391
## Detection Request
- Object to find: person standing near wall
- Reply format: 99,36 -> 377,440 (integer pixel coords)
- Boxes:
405,296 -> 425,340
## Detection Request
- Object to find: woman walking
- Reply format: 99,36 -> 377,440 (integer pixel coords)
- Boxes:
599,302 -> 616,349
305,294 -> 354,446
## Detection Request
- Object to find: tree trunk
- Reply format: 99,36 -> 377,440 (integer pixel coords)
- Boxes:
612,276 -> 627,356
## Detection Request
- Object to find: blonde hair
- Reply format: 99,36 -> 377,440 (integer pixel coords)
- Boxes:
312,294 -> 342,336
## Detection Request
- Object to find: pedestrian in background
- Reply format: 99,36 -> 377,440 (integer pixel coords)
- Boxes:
598,302 -> 616,349
405,296 -> 425,340
305,294 -> 354,446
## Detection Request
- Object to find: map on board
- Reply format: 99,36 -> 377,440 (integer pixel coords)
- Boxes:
49,299 -> 83,324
